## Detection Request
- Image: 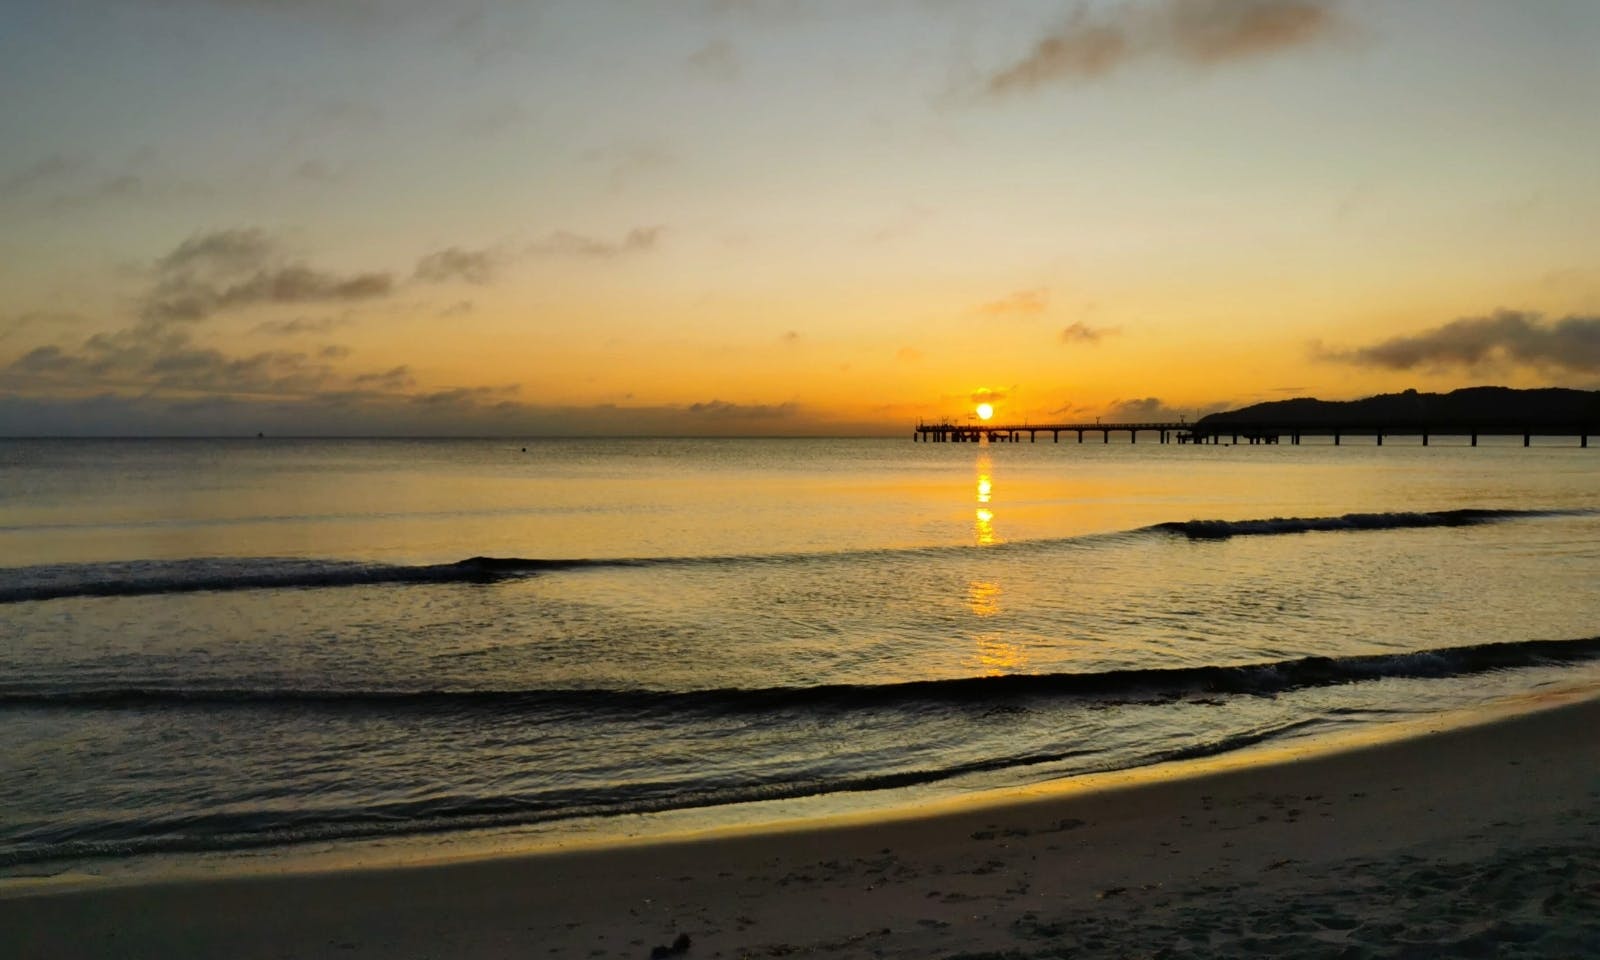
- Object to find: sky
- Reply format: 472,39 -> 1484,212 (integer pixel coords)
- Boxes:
2,0 -> 1598,436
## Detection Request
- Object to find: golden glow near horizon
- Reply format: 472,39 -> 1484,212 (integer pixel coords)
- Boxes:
1,4 -> 1598,435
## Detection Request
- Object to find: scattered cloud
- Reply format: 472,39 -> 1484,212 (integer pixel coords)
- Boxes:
1317,310 -> 1600,374
977,288 -> 1049,317
583,143 -> 675,192
0,154 -> 87,197
1101,396 -> 1230,421
291,159 -> 342,184
686,399 -> 800,420
986,0 -> 1341,96
528,226 -> 662,259
253,315 -> 350,336
457,101 -> 530,138
688,38 -> 742,81
414,246 -> 502,285
352,365 -> 416,391
1060,322 -> 1116,344
780,330 -> 801,344
144,228 -> 392,326
4,228 -> 400,401
1,311 -> 86,342
970,387 -> 1007,404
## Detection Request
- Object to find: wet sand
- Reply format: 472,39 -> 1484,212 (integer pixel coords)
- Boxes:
6,693 -> 1599,959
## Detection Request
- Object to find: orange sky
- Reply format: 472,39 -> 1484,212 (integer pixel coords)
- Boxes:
2,1 -> 1598,435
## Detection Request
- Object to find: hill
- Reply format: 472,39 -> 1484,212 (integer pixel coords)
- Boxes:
1197,387 -> 1600,430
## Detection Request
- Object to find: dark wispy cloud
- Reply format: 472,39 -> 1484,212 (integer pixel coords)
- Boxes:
144,228 -> 392,326
0,154 -> 87,197
1,311 -> 86,342
687,38 -> 741,81
1318,310 -> 1600,374
529,227 -> 662,259
977,289 -> 1049,317
987,0 -> 1340,96
1101,396 -> 1227,421
253,315 -> 351,336
5,229 -> 400,400
413,246 -> 502,285
686,399 -> 799,420
0,392 -> 877,438
970,387 -> 1007,404
352,365 -> 416,392
1060,322 -> 1116,344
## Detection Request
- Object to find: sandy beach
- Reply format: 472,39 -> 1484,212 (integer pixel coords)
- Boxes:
7,691 -> 1599,960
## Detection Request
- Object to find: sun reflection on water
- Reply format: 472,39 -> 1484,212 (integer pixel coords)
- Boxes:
974,454 -> 996,546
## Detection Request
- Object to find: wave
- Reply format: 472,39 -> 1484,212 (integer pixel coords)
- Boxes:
0,555 -> 601,605
1,507 -> 1579,604
1147,508 -> 1572,541
8,636 -> 1599,715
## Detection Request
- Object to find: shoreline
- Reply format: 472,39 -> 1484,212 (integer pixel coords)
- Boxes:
7,685 -> 1600,958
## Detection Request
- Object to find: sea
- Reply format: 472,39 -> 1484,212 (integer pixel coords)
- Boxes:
3,436 -> 1599,883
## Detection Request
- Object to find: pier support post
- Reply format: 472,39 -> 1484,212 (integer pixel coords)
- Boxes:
1524,432 -> 1531,447
1376,432 -> 1383,446
1103,430 -> 1109,444
1422,432 -> 1429,447
1583,434 -> 1589,448
1333,432 -> 1340,446
1471,433 -> 1477,447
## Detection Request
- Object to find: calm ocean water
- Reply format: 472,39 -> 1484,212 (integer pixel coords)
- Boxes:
3,436 -> 1599,879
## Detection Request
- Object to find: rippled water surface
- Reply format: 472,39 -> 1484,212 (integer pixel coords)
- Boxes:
2,437 -> 1598,877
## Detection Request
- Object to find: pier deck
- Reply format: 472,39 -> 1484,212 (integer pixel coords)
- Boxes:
914,421 -> 1596,447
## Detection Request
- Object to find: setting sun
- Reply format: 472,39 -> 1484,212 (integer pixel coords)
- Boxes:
975,403 -> 995,421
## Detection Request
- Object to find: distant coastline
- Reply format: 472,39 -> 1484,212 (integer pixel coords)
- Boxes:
1199,386 -> 1600,431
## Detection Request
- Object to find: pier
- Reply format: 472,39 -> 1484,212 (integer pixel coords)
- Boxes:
914,420 -> 1597,447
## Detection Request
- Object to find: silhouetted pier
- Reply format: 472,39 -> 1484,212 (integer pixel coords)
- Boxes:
914,420 -> 1596,447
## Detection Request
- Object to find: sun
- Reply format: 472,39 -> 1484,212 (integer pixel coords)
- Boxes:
975,403 -> 994,421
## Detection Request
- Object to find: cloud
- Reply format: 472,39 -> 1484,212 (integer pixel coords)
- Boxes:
688,38 -> 741,81
686,399 -> 799,420
253,315 -> 350,336
1318,310 -> 1600,374
1,311 -> 86,342
158,228 -> 277,274
216,266 -> 392,306
987,0 -> 1340,95
0,154 -> 87,197
977,288 -> 1049,317
0,392 -> 890,438
1060,322 -> 1116,344
970,387 -> 1007,404
352,365 -> 415,391
1101,396 -> 1231,421
780,330 -> 801,343
411,385 -> 521,408
144,229 -> 393,326
414,246 -> 501,285
4,228 -> 401,401
528,227 -> 662,259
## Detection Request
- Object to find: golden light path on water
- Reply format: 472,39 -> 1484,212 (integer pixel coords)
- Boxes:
967,451 -> 1027,674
